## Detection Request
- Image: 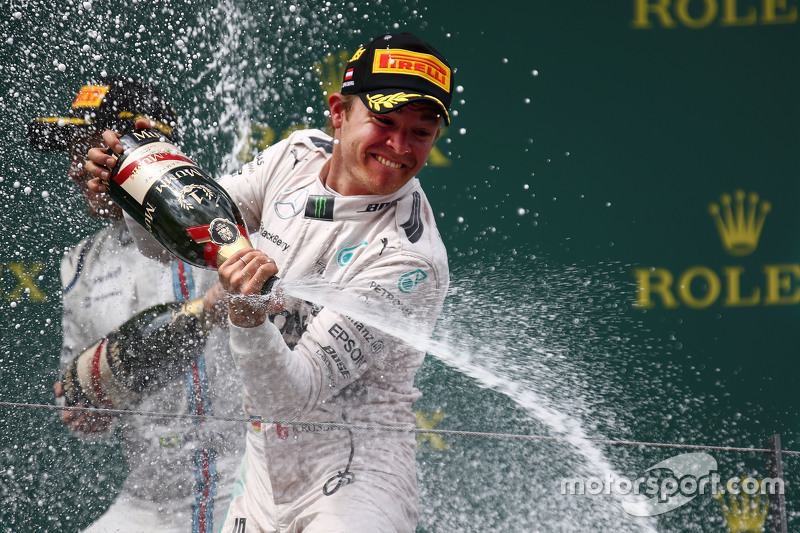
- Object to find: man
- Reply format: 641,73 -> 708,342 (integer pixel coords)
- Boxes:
29,77 -> 243,532
88,32 -> 453,532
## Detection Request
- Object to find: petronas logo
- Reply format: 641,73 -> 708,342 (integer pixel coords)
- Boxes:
337,241 -> 368,266
708,190 -> 771,257
398,269 -> 428,293
304,195 -> 335,221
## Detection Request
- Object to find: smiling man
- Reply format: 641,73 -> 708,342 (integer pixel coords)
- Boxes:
87,32 -> 453,533
324,98 -> 444,196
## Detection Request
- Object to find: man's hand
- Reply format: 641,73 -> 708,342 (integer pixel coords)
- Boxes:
85,117 -> 153,193
218,249 -> 280,328
54,381 -> 114,434
203,283 -> 230,328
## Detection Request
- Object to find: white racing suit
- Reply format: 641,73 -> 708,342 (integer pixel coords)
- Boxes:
60,221 -> 244,533
216,129 -> 450,532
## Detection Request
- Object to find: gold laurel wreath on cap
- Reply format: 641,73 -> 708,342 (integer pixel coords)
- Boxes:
366,92 -> 422,112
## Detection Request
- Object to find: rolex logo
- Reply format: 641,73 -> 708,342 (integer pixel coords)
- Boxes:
708,190 -> 771,257
634,188 -> 800,310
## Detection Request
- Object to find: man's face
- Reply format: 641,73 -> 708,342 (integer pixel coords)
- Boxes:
327,95 -> 442,196
68,126 -> 122,219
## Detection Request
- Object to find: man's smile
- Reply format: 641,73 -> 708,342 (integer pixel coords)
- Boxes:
374,154 -> 406,169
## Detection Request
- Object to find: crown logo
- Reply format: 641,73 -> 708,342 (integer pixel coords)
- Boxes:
714,480 -> 768,533
708,190 -> 771,257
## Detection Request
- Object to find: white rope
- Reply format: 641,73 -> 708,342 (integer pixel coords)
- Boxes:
1,400 -> 794,456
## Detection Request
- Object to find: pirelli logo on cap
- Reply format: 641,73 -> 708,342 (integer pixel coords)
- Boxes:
372,49 -> 450,92
72,85 -> 109,108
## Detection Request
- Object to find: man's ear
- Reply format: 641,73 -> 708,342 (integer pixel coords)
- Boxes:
328,93 -> 345,129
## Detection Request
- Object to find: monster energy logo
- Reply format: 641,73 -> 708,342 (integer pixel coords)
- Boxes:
304,195 -> 335,221
315,197 -> 327,217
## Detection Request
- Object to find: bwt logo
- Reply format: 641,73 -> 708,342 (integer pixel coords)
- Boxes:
560,452 -> 783,517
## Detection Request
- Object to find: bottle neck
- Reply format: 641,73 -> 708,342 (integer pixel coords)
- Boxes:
215,234 -> 254,268
173,297 -> 211,330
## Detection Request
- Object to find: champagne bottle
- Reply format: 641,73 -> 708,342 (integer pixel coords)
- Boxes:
61,298 -> 209,409
104,129 -> 277,293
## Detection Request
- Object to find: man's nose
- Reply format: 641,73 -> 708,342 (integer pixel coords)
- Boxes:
386,131 -> 411,154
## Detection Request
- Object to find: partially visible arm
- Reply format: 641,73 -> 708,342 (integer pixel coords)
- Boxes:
53,380 -> 115,437
223,252 -> 447,420
56,250 -> 116,440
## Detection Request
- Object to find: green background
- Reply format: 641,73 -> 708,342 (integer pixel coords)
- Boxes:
1,0 -> 798,531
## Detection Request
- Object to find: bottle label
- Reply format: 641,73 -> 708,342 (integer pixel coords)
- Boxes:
186,220 -> 252,268
208,218 -> 241,245
70,338 -> 140,409
112,141 -> 195,204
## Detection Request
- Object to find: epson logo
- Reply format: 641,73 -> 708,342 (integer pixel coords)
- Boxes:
327,324 -> 366,368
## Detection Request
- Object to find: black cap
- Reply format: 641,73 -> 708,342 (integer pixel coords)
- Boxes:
27,77 -> 178,152
340,33 -> 453,125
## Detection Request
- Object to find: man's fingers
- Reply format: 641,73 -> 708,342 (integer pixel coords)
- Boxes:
85,160 -> 111,181
249,264 -> 278,294
219,249 -> 278,298
238,253 -> 279,295
86,176 -> 109,193
134,117 -> 153,130
61,407 -> 78,425
83,413 -> 113,434
102,129 -> 124,154
87,146 -> 117,168
67,410 -> 113,434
